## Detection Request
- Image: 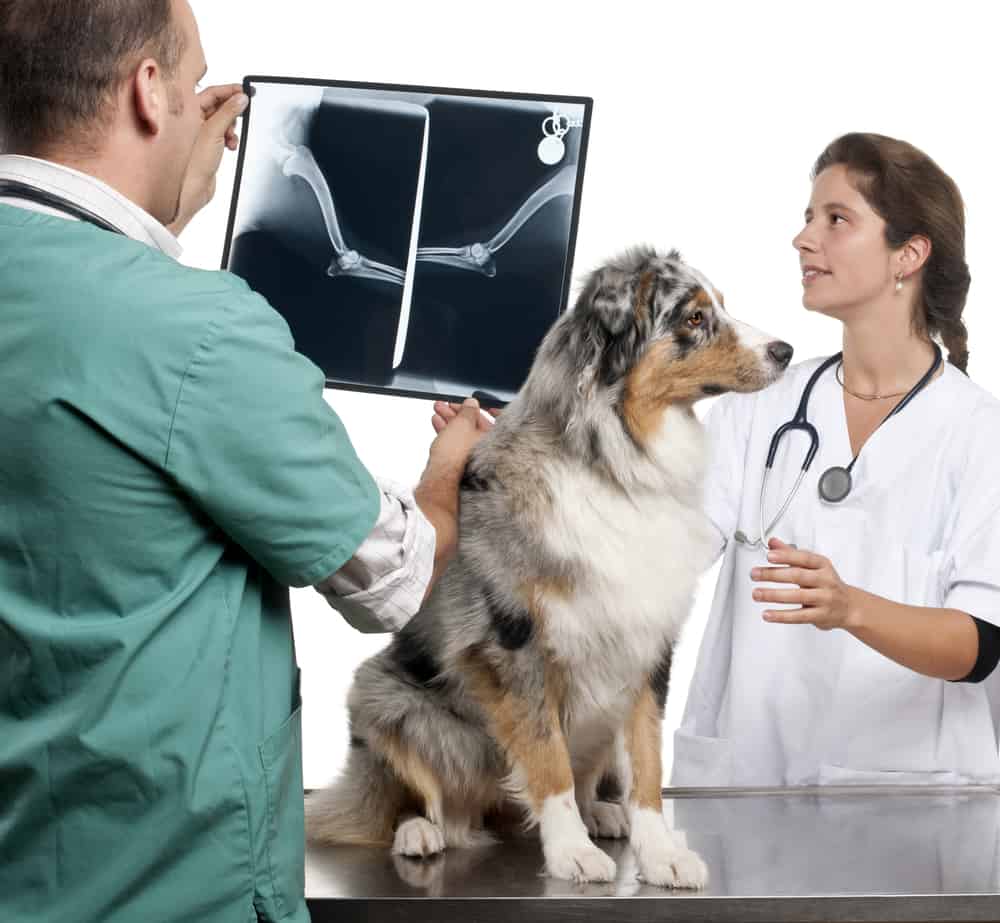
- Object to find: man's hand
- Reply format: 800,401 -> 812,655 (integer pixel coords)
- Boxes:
415,398 -> 494,600
169,84 -> 248,235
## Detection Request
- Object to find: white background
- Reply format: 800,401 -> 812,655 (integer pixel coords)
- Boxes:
182,0 -> 1000,788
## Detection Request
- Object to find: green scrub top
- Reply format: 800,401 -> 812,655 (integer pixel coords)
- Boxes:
0,205 -> 381,922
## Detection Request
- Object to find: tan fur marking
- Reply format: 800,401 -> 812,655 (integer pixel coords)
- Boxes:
461,648 -> 573,812
520,575 -> 574,619
693,287 -> 715,309
622,326 -> 768,446
626,685 -> 663,811
634,270 -> 656,322
372,730 -> 445,820
693,286 -> 724,308
622,340 -> 674,445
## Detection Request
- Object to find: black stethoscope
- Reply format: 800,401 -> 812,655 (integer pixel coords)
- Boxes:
734,343 -> 943,549
0,179 -> 125,235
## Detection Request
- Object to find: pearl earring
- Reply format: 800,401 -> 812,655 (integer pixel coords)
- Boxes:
895,273 -> 904,293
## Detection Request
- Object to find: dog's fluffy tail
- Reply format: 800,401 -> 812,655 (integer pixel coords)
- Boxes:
305,744 -> 404,846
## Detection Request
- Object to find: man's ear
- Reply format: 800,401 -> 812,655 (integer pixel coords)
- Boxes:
133,58 -> 165,136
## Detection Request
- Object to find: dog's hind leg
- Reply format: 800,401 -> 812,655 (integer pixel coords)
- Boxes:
575,730 -> 630,840
305,740 -> 407,846
373,730 -> 450,858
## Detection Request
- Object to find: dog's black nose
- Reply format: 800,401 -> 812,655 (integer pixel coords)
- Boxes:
767,341 -> 794,368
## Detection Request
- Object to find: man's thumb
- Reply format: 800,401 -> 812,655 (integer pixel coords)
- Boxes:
208,92 -> 249,136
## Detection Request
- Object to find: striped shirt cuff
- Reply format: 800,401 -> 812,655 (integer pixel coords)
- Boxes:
314,476 -> 436,633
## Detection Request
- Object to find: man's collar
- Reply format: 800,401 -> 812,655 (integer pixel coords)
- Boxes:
0,154 -> 182,259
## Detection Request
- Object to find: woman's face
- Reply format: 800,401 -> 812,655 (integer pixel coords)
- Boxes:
792,164 -> 899,319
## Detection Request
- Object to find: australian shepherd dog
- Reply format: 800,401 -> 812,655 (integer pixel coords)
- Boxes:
305,246 -> 791,887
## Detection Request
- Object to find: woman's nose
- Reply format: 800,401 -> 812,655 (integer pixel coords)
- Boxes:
793,226 -> 816,252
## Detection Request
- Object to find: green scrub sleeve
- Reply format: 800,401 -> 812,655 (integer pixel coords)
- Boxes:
163,284 -> 380,587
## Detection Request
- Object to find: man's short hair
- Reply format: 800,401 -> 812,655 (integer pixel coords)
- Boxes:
0,0 -> 185,154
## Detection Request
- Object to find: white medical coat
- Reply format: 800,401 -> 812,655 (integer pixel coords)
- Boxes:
673,356 -> 1000,786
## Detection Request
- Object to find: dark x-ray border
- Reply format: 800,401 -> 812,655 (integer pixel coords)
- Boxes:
220,74 -> 594,409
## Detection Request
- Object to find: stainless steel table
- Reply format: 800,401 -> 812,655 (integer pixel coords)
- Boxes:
305,786 -> 1000,921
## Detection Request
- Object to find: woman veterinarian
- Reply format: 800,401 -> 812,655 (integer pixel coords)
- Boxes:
673,133 -> 1000,786
434,132 -> 1000,788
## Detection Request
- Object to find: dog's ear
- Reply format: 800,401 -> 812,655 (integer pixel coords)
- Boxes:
577,267 -> 636,337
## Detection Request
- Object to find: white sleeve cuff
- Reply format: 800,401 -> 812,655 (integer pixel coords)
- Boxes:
314,476 -> 436,633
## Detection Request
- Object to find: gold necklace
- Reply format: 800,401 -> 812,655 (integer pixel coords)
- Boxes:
835,361 -> 908,401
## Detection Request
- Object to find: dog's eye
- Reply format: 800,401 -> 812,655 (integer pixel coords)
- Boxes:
687,312 -> 704,328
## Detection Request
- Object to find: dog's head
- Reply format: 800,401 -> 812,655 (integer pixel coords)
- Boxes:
532,246 -> 791,446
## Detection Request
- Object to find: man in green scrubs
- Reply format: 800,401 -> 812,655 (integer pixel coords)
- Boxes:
0,1 -> 486,920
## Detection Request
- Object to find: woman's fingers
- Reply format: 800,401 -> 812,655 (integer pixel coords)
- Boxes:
753,587 -> 823,605
751,566 -> 820,586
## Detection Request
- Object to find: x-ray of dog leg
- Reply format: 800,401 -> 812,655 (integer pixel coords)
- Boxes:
279,144 -> 405,286
625,687 -> 708,889
414,164 -> 576,277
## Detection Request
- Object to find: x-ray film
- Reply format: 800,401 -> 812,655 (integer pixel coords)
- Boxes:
221,77 -> 592,406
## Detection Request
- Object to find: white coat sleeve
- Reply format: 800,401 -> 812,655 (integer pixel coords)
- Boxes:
941,403 -> 1000,629
699,391 -> 758,563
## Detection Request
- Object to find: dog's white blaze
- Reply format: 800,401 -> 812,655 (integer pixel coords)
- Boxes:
687,268 -> 723,311
539,405 -> 714,739
730,316 -> 777,358
687,266 -> 780,363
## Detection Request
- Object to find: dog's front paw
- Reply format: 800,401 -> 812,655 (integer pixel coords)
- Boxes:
583,801 -> 630,839
637,843 -> 708,889
392,817 -> 446,858
630,807 -> 708,889
544,839 -> 617,883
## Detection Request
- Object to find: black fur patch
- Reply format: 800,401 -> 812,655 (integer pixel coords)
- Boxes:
487,595 -> 534,651
460,468 -> 491,492
596,773 -> 623,802
587,425 -> 603,464
651,644 -> 673,710
596,330 -> 635,385
391,630 -> 442,686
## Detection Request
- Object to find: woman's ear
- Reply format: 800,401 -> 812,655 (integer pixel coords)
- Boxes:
899,234 -> 932,279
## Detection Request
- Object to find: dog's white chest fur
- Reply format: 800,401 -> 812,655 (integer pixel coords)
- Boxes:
539,407 -> 714,720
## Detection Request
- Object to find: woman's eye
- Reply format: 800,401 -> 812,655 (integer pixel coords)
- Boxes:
830,213 -> 846,224
688,311 -> 704,328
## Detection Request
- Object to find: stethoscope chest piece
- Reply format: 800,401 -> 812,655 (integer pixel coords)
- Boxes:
818,465 -> 852,503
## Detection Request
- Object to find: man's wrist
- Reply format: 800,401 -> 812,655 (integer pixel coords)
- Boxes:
414,469 -> 461,520
413,490 -> 458,561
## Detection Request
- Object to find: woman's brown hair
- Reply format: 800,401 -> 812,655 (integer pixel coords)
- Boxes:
812,133 -> 971,373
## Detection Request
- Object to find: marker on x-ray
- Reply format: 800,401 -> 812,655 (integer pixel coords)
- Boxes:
538,112 -> 583,165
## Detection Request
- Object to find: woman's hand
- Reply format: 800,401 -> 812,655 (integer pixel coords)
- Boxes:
431,400 -> 501,434
750,537 -> 861,630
